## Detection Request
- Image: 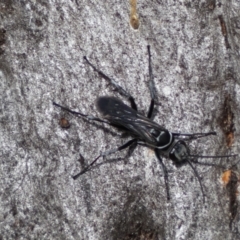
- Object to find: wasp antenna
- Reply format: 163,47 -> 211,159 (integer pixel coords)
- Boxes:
190,154 -> 237,159
190,160 -> 226,169
186,158 -> 205,204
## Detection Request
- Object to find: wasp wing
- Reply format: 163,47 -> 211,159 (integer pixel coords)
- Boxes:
96,96 -> 171,148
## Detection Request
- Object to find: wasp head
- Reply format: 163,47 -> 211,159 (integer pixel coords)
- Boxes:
169,140 -> 190,165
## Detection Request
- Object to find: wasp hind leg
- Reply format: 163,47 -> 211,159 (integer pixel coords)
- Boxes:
53,102 -> 109,124
83,56 -> 138,111
72,138 -> 138,179
146,45 -> 156,119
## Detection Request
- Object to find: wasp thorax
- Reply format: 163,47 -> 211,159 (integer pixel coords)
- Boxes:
150,128 -> 160,137
150,129 -> 172,148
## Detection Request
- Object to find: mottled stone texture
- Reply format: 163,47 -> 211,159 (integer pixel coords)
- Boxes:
0,1 -> 240,239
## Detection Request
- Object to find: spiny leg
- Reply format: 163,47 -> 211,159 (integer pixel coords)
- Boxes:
155,149 -> 170,201
53,102 -> 109,124
72,138 -> 138,179
83,56 -> 138,111
147,45 -> 155,119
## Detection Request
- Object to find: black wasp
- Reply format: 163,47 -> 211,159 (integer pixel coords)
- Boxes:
53,46 -> 236,202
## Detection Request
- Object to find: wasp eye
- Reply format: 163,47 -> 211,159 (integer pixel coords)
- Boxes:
150,128 -> 160,138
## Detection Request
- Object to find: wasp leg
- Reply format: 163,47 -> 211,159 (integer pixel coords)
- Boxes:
147,45 -> 155,119
72,138 -> 138,179
186,159 -> 205,204
155,149 -> 170,201
83,56 -> 138,111
127,140 -> 138,158
172,131 -> 216,140
53,102 -> 109,124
